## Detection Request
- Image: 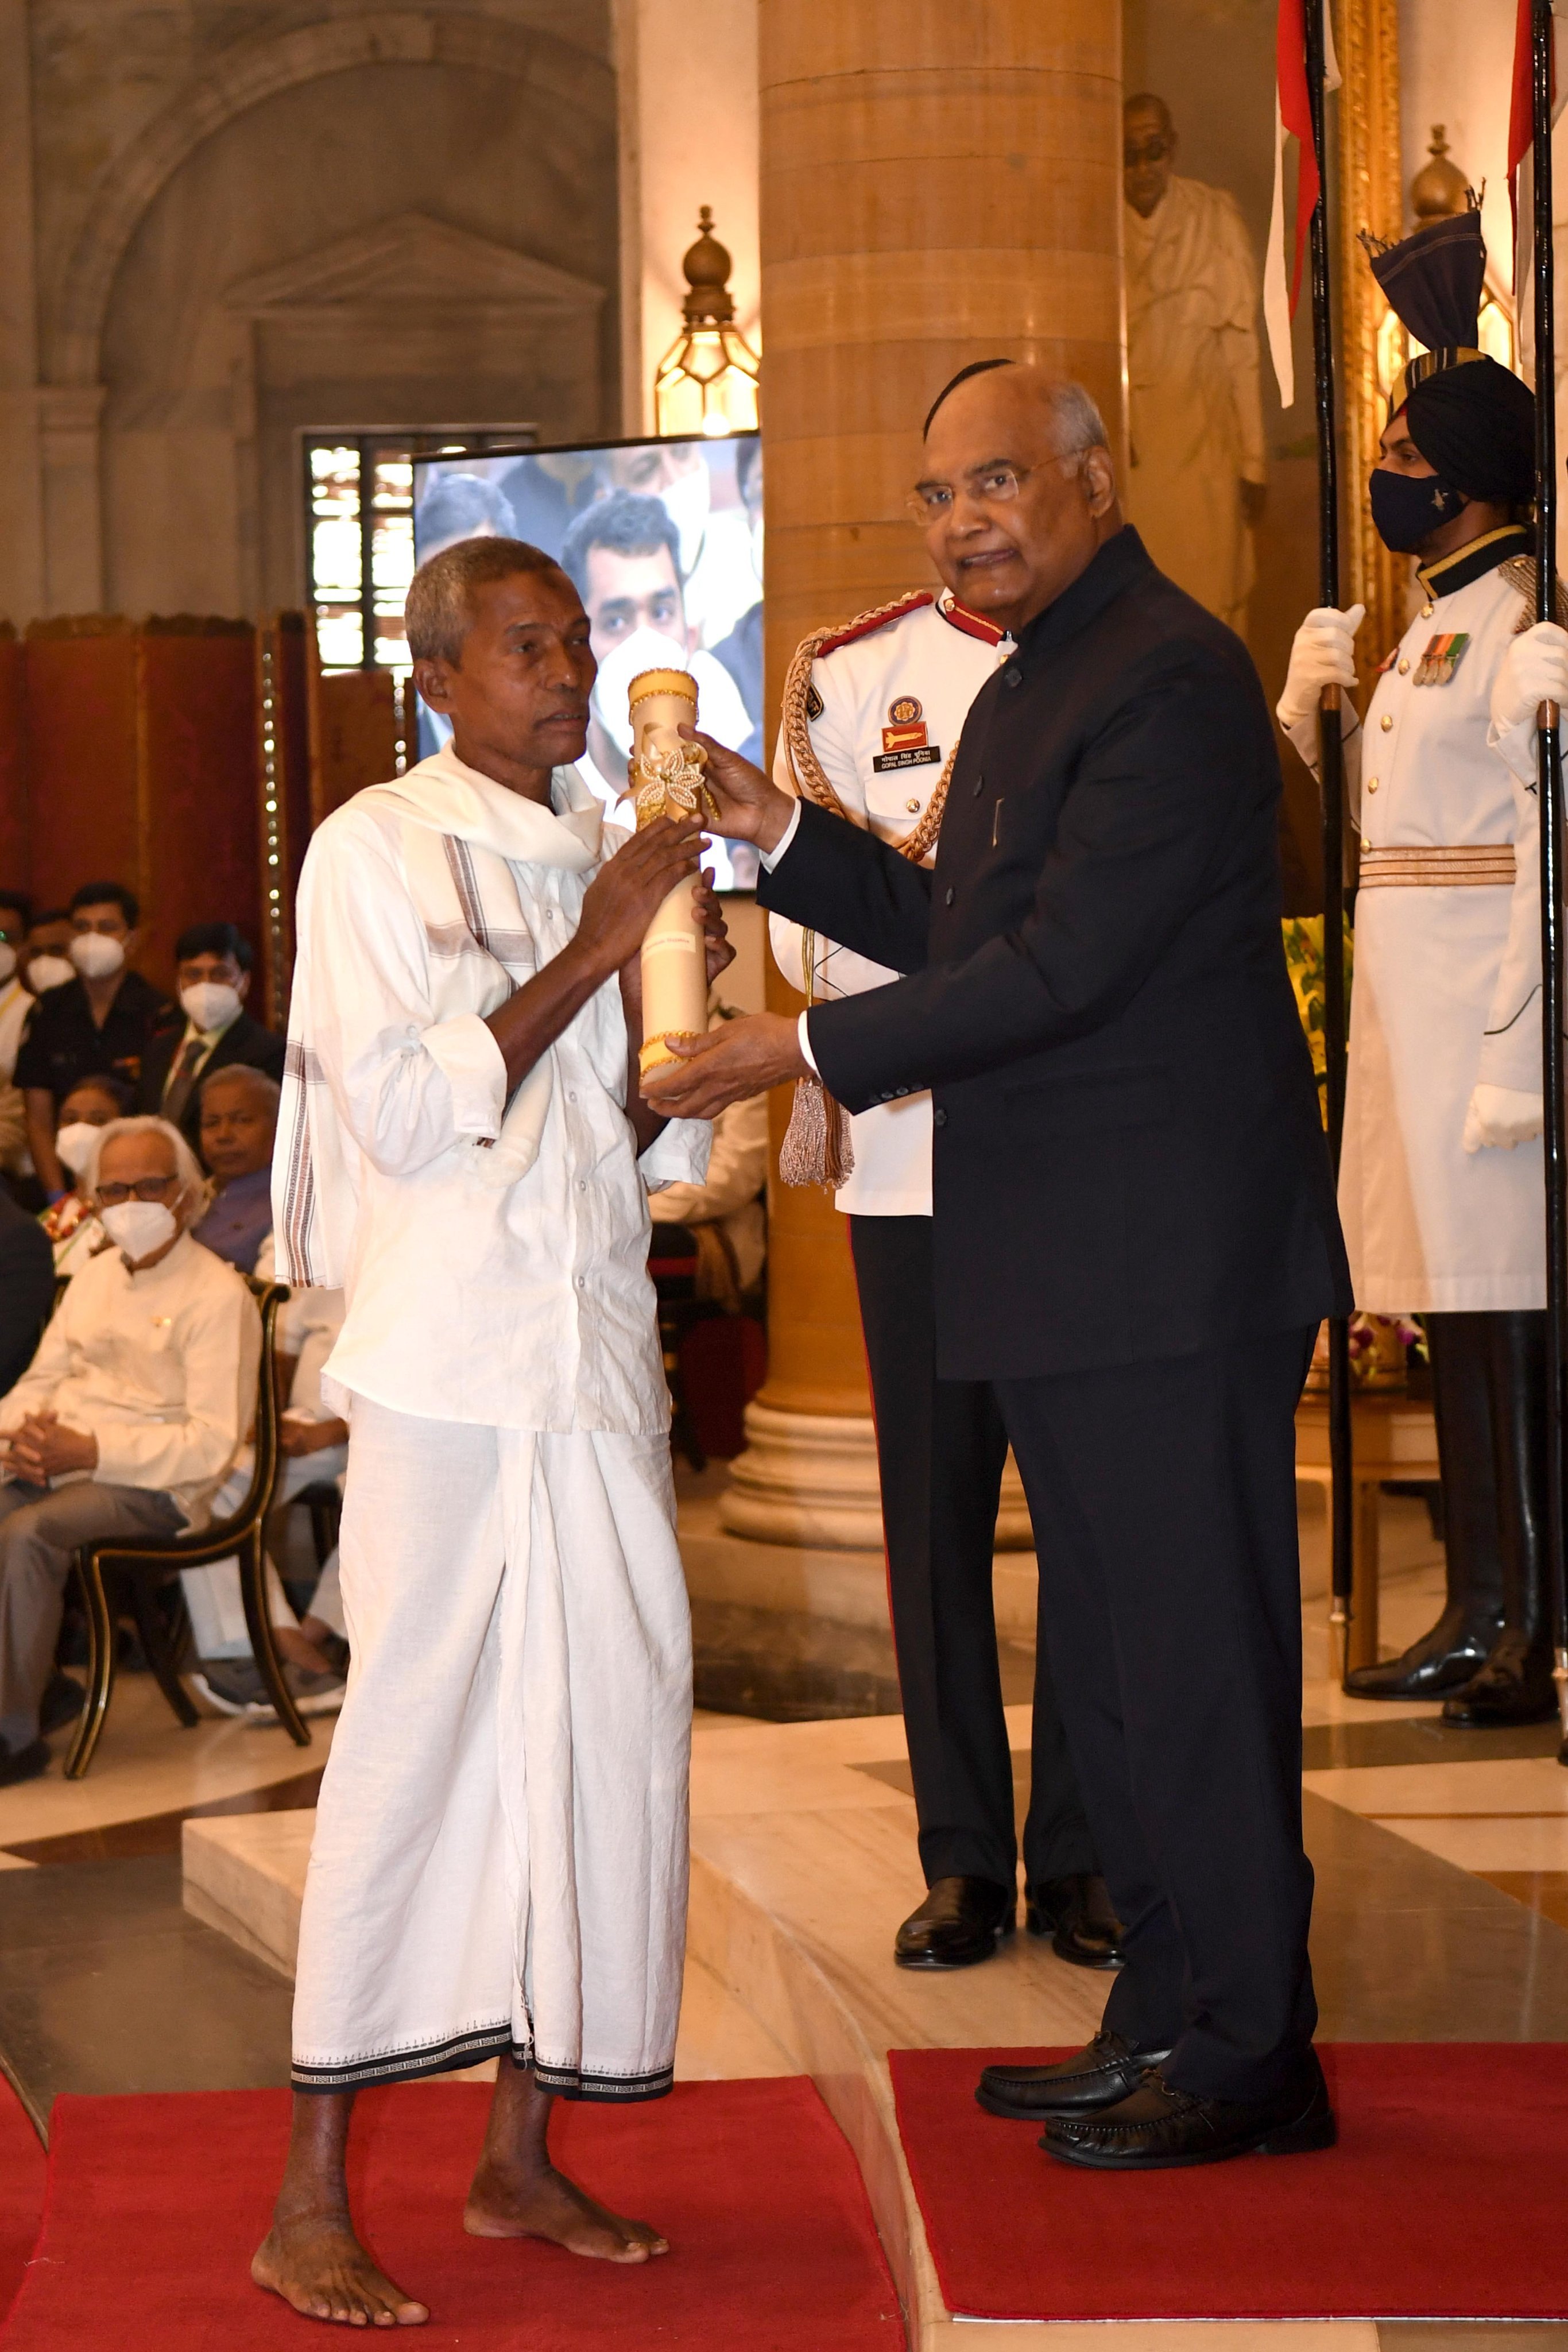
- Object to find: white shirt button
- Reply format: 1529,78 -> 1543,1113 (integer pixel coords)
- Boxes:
1380,714 -> 1393,731
1366,776 -> 1381,794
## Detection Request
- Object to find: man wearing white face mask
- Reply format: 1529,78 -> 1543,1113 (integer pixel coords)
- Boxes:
16,881 -> 173,1201
137,922 -> 285,1154
558,492 -> 755,887
0,1114 -> 258,1785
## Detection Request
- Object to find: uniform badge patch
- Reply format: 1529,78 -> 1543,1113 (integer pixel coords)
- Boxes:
882,695 -> 928,756
1413,631 -> 1471,686
888,695 -> 923,724
806,682 -> 824,720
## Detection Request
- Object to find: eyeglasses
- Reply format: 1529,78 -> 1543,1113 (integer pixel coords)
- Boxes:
1124,137 -> 1174,167
906,454 -> 1081,526
95,1177 -> 179,1205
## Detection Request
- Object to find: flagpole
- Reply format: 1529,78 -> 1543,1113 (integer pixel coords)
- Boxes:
1305,0 -> 1355,1676
1530,0 -> 1568,1756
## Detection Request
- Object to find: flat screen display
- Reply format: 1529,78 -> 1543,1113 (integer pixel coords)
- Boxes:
411,432 -> 762,889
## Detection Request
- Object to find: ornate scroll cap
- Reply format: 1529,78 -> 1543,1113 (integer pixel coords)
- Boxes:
628,668 -> 698,711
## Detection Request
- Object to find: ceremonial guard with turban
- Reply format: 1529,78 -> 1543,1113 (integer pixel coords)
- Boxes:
1280,204 -> 1568,1726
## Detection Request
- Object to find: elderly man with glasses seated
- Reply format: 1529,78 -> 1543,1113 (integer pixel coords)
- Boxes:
0,1113 -> 258,1785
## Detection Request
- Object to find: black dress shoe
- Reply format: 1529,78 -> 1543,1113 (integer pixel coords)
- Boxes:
0,1738 -> 49,1789
1040,2051 -> 1335,2170
1343,1604 -> 1501,1700
894,1876 -> 1015,1970
977,2029 -> 1172,2121
1441,1634 -> 1560,1727
1025,1873 -> 1125,1969
39,1672 -> 84,1737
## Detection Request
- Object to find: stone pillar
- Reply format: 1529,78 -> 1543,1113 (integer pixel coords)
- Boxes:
719,0 -> 1123,1554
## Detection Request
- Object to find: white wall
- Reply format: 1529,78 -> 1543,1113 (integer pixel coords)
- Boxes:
614,0 -> 760,436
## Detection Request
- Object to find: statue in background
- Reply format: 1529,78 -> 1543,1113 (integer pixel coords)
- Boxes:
1123,93 -> 1267,635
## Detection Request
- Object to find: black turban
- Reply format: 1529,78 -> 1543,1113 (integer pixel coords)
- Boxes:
1404,355 -> 1536,505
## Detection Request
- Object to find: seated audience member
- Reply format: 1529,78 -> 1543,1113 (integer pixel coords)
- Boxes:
138,922 -> 284,1150
648,1081 -> 768,1310
0,891 -> 33,1182
191,1066 -> 277,1272
42,1074 -> 137,1276
0,1116 -> 258,1786
16,883 -> 174,1201
0,1187 -> 53,1395
185,1233 -> 349,1721
19,910 -> 74,998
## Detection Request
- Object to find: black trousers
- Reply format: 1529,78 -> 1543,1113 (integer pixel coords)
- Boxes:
849,1214 -> 1094,1891
995,1322 -> 1319,2104
1426,1310 -> 1548,1643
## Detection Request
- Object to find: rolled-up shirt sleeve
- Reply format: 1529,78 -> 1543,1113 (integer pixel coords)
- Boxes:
300,811 -> 510,1177
640,1118 -> 713,1194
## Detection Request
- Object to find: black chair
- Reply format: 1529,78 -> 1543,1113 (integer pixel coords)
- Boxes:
63,1276 -> 311,1777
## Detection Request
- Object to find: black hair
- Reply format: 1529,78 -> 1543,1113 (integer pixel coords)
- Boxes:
174,920 -> 254,972
70,880 -> 140,926
923,357 -> 1017,438
559,490 -> 683,597
0,888 -> 31,925
29,907 -> 70,931
735,437 -> 761,505
415,471 -> 518,549
62,1070 -> 134,1116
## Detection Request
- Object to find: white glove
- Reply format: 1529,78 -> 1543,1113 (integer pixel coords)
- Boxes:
1276,604 -> 1366,730
1463,1082 -> 1544,1152
1490,621 -> 1568,737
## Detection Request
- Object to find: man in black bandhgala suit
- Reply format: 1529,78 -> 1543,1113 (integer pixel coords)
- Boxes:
644,361 -> 1352,2171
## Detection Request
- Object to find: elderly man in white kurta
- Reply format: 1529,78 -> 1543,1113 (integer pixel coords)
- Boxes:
254,536 -> 721,2330
1124,94 -> 1267,633
1280,247 -> 1568,1734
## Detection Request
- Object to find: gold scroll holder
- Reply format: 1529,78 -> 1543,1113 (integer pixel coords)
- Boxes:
629,668 -> 719,1078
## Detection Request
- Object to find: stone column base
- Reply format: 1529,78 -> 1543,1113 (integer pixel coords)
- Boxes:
717,1400 -> 1033,1551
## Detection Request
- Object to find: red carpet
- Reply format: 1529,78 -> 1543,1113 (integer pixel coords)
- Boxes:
0,2078 -> 904,2349
0,2079 -> 43,2326
891,2043 -> 1568,2322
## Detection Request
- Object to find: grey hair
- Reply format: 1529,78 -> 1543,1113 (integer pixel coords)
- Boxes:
198,1063 -> 281,1115
83,1115 -> 206,1206
1046,380 -> 1112,465
405,535 -> 563,667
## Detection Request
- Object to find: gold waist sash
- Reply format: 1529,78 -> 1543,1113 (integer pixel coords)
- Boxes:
1358,844 -> 1517,888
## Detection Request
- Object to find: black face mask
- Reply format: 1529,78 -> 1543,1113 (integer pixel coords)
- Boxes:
1369,466 -> 1468,554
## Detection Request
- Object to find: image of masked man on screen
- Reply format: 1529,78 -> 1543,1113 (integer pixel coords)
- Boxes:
559,490 -> 757,887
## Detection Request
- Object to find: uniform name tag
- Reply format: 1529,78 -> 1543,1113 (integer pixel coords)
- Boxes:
872,744 -> 943,772
1414,632 -> 1470,686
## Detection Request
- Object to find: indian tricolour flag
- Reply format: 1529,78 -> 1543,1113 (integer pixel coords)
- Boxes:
1263,0 -> 1339,409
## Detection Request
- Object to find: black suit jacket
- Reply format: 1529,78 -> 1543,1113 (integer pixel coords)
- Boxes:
138,1010 -> 287,1155
760,527 -> 1351,1382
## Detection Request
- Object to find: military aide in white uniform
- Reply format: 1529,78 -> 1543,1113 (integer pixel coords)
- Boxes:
768,578 -> 1120,1974
1280,205 -> 1568,1732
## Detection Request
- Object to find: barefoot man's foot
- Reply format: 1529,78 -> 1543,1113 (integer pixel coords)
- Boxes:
253,2218 -> 429,2328
464,2157 -> 668,2263
462,2059 -> 668,2264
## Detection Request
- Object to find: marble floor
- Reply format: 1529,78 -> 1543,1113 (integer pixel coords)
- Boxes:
2,1488 -> 1566,2349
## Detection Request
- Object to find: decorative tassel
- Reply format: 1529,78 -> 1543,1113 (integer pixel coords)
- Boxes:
778,1076 -> 855,1189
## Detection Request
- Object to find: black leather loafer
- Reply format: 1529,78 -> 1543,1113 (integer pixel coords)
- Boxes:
1025,1873 -> 1125,1968
0,1738 -> 49,1789
1343,1606 -> 1500,1701
1441,1637 -> 1560,1727
894,1876 -> 1015,1970
1040,2051 -> 1335,2170
39,1672 -> 84,1737
977,2029 -> 1172,2121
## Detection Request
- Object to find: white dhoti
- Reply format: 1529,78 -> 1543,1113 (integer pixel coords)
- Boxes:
291,1397 -> 692,2100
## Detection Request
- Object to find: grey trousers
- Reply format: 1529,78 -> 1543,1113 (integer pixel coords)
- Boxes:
0,1479 -> 181,1748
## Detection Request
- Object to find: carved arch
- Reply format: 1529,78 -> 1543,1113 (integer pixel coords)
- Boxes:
51,8 -> 614,383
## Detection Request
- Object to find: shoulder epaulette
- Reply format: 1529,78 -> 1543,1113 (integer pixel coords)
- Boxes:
813,590 -> 933,660
938,594 -> 1008,647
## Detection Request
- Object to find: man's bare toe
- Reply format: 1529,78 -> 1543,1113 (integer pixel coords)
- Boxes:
463,2163 -> 668,2261
253,2223 -> 429,2326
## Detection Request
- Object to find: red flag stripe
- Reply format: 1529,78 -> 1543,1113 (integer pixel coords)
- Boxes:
1510,0 -> 1536,185
1277,0 -> 1318,314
